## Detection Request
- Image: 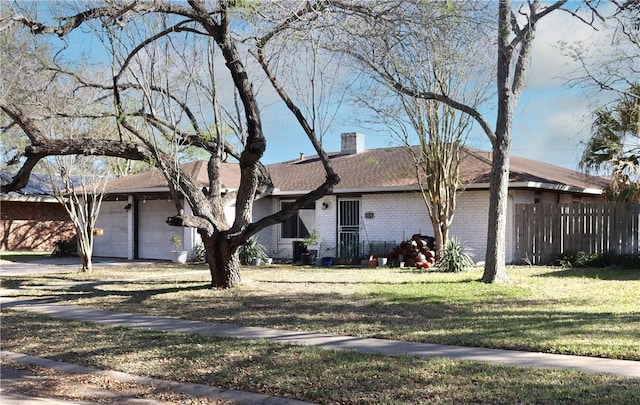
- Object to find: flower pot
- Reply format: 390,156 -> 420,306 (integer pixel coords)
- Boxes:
302,252 -> 316,265
171,250 -> 188,264
251,258 -> 262,266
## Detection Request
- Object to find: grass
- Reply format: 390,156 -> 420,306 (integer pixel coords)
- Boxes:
0,251 -> 52,262
2,262 -> 639,403
2,310 -> 639,405
2,264 -> 638,360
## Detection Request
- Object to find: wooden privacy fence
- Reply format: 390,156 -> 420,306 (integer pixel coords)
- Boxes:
514,202 -> 640,264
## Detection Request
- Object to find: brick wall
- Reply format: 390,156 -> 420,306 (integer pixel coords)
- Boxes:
255,188 -> 605,264
0,200 -> 76,251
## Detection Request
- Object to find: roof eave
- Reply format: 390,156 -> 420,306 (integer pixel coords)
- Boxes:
270,181 -> 603,196
104,187 -> 238,194
0,194 -> 59,203
506,181 -> 603,195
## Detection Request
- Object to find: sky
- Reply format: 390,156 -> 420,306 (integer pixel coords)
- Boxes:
258,4 -> 623,171
32,1 -> 627,172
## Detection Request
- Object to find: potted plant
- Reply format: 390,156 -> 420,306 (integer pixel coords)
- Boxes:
170,234 -> 188,264
239,236 -> 268,265
302,230 -> 320,265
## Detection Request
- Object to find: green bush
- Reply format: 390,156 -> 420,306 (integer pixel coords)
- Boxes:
436,238 -> 474,273
556,251 -> 604,268
238,236 -> 268,265
52,240 -> 75,257
556,251 -> 640,269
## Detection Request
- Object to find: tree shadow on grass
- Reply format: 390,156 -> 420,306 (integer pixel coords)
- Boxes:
4,271 -> 638,361
2,278 -> 212,307
4,311 -> 639,405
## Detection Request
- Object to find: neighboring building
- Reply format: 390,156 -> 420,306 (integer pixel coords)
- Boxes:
90,133 -> 606,263
0,172 -> 75,251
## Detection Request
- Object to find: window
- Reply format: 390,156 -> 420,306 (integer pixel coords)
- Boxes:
281,201 -> 316,239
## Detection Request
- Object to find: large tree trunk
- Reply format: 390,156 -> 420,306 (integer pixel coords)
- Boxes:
204,236 -> 241,289
482,142 -> 510,283
482,0 -> 513,284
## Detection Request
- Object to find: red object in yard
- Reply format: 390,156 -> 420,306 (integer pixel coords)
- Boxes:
423,261 -> 431,269
415,261 -> 424,269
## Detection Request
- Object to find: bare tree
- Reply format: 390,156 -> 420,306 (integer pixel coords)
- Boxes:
45,155 -> 108,271
338,0 -> 601,283
0,0 -> 355,289
562,1 -> 640,101
347,1 -> 492,261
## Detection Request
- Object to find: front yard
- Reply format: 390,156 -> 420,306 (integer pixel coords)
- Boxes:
1,262 -> 639,403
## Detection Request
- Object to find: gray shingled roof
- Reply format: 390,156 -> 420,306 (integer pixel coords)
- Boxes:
266,146 -> 606,194
93,145 -> 605,196
101,160 -> 241,193
1,171 -> 82,201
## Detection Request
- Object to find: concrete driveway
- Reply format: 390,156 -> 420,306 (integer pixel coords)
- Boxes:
0,257 -> 155,276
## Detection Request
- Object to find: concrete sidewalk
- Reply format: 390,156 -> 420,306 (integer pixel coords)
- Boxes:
2,296 -> 638,378
1,351 -> 316,405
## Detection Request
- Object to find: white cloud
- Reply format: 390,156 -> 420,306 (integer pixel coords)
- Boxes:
527,9 -> 604,89
512,89 -> 593,169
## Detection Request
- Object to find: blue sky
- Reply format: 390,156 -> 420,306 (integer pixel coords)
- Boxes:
43,2 -> 621,172
259,5 -> 621,171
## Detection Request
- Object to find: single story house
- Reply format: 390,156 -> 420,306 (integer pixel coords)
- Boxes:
0,172 -> 76,251
91,132 -> 606,263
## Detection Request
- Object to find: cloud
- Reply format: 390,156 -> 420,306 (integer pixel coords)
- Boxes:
527,9 -> 604,89
512,88 -> 593,169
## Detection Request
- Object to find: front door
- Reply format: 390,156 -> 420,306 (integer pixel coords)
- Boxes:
338,198 -> 360,258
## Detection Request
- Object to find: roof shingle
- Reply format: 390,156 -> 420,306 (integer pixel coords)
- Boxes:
97,145 -> 606,195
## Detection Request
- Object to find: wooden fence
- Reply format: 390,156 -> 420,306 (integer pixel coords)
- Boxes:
514,202 -> 640,264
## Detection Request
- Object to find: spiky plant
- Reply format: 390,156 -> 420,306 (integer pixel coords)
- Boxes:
436,238 -> 474,272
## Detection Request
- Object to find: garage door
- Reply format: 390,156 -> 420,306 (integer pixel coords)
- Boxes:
93,201 -> 129,258
138,200 -> 180,260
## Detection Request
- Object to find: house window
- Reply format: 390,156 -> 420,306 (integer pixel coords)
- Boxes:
281,201 -> 315,239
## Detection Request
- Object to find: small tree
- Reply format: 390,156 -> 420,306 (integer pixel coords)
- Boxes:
45,155 -> 108,271
346,1 -> 491,260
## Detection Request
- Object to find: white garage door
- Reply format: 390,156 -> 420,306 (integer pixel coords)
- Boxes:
138,200 -> 180,260
93,201 -> 129,258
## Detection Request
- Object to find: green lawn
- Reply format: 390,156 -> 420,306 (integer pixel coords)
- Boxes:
2,311 -> 639,405
2,263 -> 639,404
3,264 -> 638,360
0,251 -> 52,262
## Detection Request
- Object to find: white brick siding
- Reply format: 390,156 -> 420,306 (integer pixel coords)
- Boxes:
359,192 -> 433,245
254,188 -> 603,264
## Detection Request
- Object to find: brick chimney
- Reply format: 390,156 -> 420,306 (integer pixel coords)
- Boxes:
340,132 -> 365,154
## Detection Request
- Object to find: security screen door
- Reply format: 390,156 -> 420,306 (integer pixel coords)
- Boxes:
338,198 -> 360,258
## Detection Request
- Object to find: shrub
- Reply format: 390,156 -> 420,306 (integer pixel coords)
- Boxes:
52,239 -> 75,257
556,251 -> 606,268
191,243 -> 206,262
238,236 -> 268,265
436,238 -> 474,272
556,251 -> 640,269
